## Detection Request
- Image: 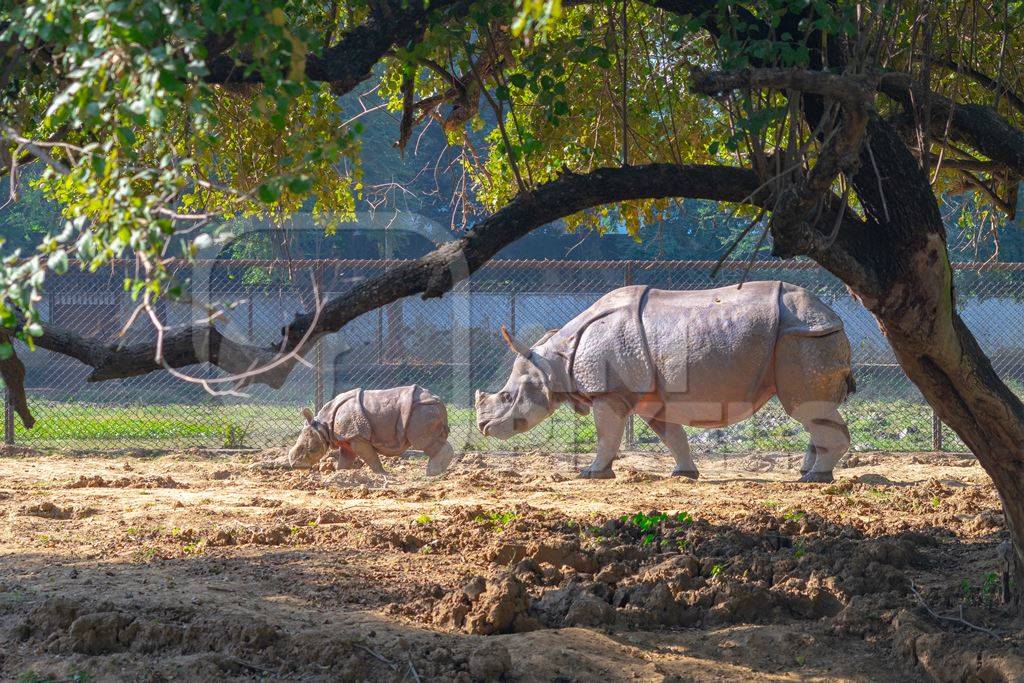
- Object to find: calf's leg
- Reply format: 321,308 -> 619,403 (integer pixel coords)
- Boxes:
644,417 -> 698,479
425,440 -> 455,476
579,399 -> 628,479
351,440 -> 386,474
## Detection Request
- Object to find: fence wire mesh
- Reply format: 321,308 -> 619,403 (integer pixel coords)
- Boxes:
9,257 -> 1024,455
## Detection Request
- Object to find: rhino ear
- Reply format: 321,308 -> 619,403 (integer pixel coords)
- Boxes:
301,408 -> 314,425
500,325 -> 532,358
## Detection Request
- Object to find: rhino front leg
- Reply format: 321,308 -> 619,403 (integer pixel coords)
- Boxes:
644,417 -> 698,479
425,441 -> 455,476
579,399 -> 628,480
352,440 -> 387,474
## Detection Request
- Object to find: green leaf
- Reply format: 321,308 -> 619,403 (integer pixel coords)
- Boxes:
288,176 -> 313,194
257,183 -> 281,203
47,250 -> 68,274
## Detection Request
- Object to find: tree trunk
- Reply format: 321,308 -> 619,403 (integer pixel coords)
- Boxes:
876,253 -> 1024,612
797,116 -> 1024,611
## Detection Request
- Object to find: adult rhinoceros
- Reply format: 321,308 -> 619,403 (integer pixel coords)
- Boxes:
475,281 -> 854,483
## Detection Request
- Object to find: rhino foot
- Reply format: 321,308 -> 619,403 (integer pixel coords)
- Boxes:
798,471 -> 834,484
671,469 -> 699,480
578,467 -> 615,480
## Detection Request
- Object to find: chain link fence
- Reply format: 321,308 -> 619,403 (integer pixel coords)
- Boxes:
7,257 -> 1024,455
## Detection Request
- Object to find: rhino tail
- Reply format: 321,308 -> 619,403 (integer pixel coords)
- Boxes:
844,371 -> 857,398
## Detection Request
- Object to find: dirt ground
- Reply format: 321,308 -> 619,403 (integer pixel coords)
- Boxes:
1,447 -> 1023,683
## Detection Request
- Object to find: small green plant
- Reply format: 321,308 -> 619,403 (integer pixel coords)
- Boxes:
474,510 -> 518,529
413,514 -> 433,525
418,544 -> 434,555
930,496 -> 941,509
793,540 -> 806,558
961,571 -> 1002,605
761,500 -> 781,508
182,540 -> 204,555
710,564 -> 724,577
783,510 -> 805,522
221,423 -> 248,448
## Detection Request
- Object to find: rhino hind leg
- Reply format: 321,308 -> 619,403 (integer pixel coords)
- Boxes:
774,332 -> 853,482
799,444 -> 816,475
644,417 -> 699,479
579,399 -> 628,479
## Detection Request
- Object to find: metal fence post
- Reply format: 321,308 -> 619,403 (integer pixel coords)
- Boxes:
624,264 -> 636,450
932,410 -> 943,451
4,386 -> 13,446
314,339 -> 325,411
510,292 -> 516,337
313,266 -> 325,410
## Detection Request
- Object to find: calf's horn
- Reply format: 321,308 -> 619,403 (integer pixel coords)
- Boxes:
500,325 -> 532,358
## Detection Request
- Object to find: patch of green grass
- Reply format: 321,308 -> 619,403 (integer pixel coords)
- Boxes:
12,392 -> 977,454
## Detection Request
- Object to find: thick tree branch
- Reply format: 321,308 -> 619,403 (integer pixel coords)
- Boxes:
203,0 -> 468,95
879,73 -> 1024,181
921,55 -> 1024,118
31,164 -> 768,387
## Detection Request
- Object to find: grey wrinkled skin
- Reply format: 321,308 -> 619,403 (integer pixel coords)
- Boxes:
285,385 -> 454,476
477,281 -> 854,483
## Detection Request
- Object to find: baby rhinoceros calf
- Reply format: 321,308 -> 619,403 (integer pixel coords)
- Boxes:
286,385 -> 454,475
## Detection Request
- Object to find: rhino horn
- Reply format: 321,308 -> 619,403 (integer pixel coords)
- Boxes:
500,325 -> 532,358
301,407 -> 314,424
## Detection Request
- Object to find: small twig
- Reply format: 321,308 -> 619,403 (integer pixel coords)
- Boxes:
711,209 -> 765,278
355,644 -> 399,670
407,656 -> 423,683
866,141 -> 891,222
909,580 -> 1002,639
227,656 -> 278,674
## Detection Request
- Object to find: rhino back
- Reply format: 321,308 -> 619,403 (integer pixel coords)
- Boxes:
643,282 -> 780,405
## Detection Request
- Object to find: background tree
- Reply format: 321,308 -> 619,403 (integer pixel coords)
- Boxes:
4,0 -> 1024,606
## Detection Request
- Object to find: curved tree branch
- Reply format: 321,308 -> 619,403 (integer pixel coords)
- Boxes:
28,164 -> 776,387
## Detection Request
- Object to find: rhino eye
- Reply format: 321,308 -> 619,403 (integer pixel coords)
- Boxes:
499,391 -> 512,402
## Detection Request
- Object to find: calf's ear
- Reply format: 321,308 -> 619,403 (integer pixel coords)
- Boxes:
301,407 -> 314,425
